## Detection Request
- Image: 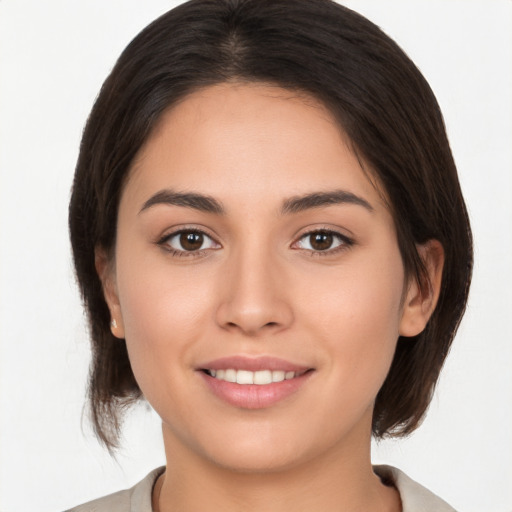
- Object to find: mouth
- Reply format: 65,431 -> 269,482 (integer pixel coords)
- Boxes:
197,356 -> 314,409
201,368 -> 309,385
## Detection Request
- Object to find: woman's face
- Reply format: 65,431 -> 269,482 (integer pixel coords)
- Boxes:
103,83 -> 424,472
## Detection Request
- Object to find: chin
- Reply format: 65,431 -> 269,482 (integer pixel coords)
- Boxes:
203,445 -> 307,474
189,422 -> 324,475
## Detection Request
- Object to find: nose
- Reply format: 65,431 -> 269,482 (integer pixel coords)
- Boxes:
215,245 -> 294,337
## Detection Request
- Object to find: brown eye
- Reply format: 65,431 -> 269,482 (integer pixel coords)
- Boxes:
309,232 -> 333,251
294,230 -> 351,254
180,232 -> 204,251
162,230 -> 220,254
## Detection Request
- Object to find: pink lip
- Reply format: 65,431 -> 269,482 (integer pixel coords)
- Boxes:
197,356 -> 314,409
198,355 -> 310,373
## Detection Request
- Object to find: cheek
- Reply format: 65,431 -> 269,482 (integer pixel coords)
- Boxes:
114,244 -> 218,376
303,247 -> 403,329
298,248 -> 405,391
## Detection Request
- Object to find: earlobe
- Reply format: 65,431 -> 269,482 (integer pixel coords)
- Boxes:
399,239 -> 444,337
95,247 -> 125,339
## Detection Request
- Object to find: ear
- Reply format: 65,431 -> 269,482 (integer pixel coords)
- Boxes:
399,239 -> 444,337
95,247 -> 125,339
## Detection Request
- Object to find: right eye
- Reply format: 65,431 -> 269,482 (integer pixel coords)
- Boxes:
159,229 -> 220,255
292,229 -> 353,255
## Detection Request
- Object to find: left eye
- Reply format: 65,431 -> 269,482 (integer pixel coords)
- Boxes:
163,230 -> 219,252
295,230 -> 348,252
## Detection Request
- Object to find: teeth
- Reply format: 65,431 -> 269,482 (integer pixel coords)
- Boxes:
237,370 -> 254,384
254,370 -> 271,384
225,369 -> 236,383
208,368 -> 298,385
272,370 -> 285,382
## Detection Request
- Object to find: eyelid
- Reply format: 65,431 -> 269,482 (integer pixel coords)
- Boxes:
291,227 -> 354,254
156,226 -> 222,255
154,224 -> 353,258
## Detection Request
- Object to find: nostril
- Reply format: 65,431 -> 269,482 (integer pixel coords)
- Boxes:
216,299 -> 294,335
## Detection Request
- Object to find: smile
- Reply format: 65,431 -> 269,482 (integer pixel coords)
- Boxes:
204,369 -> 304,385
198,357 -> 314,409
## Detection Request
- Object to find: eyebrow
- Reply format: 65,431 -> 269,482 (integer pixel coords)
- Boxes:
281,190 -> 374,215
139,188 -> 373,216
139,190 -> 225,215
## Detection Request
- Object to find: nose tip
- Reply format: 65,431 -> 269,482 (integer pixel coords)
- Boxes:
221,311 -> 285,337
215,257 -> 294,337
217,299 -> 293,336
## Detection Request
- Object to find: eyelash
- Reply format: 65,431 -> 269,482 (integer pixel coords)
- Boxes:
293,229 -> 354,257
157,228 -> 354,258
157,228 -> 219,258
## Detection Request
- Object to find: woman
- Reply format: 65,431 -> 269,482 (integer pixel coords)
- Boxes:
67,0 -> 472,510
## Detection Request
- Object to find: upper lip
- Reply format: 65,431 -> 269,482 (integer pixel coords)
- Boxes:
198,356 -> 311,373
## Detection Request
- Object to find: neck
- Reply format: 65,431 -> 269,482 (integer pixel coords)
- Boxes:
156,423 -> 401,512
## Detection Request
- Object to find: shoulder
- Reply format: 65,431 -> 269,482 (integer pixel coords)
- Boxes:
374,465 -> 457,512
65,467 -> 164,512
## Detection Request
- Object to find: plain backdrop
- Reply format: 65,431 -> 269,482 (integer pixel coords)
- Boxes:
1,1 -> 511,511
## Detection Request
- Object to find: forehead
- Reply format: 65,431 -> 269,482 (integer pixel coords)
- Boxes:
125,83 -> 387,212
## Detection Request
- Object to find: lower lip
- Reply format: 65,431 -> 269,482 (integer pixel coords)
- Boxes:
199,371 -> 313,409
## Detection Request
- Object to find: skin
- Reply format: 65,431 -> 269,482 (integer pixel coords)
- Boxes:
98,83 -> 443,512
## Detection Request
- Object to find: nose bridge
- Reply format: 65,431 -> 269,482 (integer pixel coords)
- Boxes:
216,235 -> 293,335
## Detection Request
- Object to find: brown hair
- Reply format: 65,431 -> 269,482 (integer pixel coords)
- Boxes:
69,0 -> 473,450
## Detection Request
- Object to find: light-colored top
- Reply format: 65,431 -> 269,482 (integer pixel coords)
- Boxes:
66,465 -> 457,512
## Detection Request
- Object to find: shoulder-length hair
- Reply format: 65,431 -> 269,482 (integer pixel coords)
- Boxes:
69,0 -> 472,450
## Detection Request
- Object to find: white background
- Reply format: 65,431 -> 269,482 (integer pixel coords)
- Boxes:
1,1 -> 511,511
